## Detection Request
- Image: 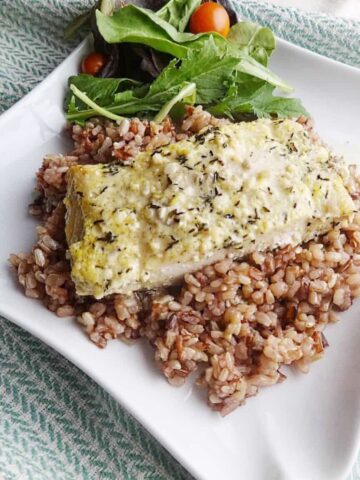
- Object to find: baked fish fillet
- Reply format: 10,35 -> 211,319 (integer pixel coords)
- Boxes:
65,118 -> 355,299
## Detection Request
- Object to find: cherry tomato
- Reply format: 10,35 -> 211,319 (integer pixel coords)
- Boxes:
81,52 -> 107,75
189,2 -> 230,37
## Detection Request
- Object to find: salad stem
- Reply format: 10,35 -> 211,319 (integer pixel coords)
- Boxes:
154,82 -> 196,123
69,84 -> 125,122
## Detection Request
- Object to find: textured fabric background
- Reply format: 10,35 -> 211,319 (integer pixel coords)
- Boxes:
263,0 -> 360,19
0,1 -> 359,479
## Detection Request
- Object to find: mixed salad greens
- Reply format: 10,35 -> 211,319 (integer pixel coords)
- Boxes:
65,0 -> 308,124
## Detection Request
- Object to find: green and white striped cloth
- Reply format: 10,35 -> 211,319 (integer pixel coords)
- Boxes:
0,1 -> 359,479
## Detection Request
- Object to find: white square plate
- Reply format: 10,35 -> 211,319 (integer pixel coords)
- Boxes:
1,37 -> 360,480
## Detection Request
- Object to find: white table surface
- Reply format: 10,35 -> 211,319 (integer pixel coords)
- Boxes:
260,0 -> 360,19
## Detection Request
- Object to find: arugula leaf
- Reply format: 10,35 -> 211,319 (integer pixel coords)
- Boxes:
153,36 -> 239,104
156,0 -> 201,32
208,83 -> 309,119
68,74 -> 142,106
251,89 -> 309,119
66,37 -> 239,121
228,21 -> 276,66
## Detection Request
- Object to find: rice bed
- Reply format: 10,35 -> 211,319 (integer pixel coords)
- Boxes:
10,107 -> 360,416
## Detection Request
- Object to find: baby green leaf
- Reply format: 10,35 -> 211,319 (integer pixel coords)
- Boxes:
209,83 -> 309,119
156,0 -> 201,32
228,21 -> 276,66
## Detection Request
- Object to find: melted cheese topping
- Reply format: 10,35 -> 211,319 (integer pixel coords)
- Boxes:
65,119 -> 355,298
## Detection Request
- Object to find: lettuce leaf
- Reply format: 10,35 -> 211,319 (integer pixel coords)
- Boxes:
96,5 -> 198,58
156,0 -> 201,32
228,21 -> 276,66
